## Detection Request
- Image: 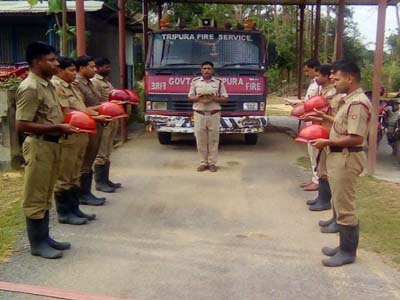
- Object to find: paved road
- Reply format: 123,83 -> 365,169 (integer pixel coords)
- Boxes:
0,129 -> 399,300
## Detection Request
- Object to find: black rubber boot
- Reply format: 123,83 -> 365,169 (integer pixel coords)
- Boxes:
319,215 -> 336,227
309,178 -> 332,211
79,173 -> 106,206
94,164 -> 116,193
70,187 -> 96,221
306,196 -> 318,206
321,246 -> 339,257
322,225 -> 359,267
320,220 -> 340,233
105,161 -> 121,189
44,211 -> 71,250
26,216 -> 63,259
55,190 -> 88,225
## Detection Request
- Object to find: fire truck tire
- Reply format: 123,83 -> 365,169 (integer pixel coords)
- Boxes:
244,133 -> 258,145
158,132 -> 172,145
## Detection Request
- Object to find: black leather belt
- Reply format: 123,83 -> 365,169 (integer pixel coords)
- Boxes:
330,146 -> 363,153
30,134 -> 62,143
194,110 -> 221,115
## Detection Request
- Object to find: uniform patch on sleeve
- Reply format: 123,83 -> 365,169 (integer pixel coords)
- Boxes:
351,114 -> 359,119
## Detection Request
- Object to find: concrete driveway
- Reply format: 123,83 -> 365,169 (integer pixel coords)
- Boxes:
0,128 -> 399,300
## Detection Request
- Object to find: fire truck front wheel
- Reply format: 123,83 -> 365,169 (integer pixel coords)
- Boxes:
158,132 -> 172,145
244,133 -> 258,145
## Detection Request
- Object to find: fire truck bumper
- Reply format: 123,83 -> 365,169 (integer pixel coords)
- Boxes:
145,115 -> 268,134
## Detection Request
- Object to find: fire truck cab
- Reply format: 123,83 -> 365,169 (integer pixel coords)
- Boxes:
145,21 -> 268,145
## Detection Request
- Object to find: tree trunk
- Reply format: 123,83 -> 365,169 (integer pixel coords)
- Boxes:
323,6 -> 331,63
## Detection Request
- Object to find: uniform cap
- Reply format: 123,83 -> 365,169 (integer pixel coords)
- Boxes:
98,102 -> 128,120
64,110 -> 96,134
295,124 -> 329,143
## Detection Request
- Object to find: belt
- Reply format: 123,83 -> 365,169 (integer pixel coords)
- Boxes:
330,146 -> 363,153
194,110 -> 221,115
30,134 -> 63,143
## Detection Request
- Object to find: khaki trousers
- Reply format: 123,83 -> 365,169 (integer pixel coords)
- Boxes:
22,137 -> 62,219
54,133 -> 89,192
327,151 -> 366,226
81,123 -> 104,175
94,120 -> 118,165
194,111 -> 220,166
317,149 -> 328,178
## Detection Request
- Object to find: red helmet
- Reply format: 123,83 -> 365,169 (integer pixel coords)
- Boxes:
64,111 -> 96,134
290,103 -> 305,119
109,88 -> 131,102
124,89 -> 140,105
295,124 -> 329,143
98,102 -> 128,120
304,96 -> 330,115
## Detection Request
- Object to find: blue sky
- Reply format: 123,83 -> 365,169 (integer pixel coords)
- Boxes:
351,5 -> 398,49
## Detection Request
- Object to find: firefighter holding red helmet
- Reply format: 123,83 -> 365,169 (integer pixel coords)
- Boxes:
310,61 -> 372,267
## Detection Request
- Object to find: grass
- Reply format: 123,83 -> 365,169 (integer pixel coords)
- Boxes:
0,171 -> 25,263
297,156 -> 400,268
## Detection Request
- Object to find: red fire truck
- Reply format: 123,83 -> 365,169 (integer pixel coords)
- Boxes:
144,22 -> 268,145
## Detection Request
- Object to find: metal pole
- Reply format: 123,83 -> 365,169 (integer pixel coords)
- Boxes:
297,4 -> 305,99
61,0 -> 67,56
118,0 -> 126,88
157,1 -> 162,29
143,0 -> 149,60
314,0 -> 321,59
336,0 -> 345,60
368,0 -> 387,174
118,0 -> 127,143
75,0 -> 86,56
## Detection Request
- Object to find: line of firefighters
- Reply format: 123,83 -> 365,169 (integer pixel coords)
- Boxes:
15,42 -> 138,259
287,59 -> 372,267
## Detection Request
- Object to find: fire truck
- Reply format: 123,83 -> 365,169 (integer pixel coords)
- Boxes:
144,20 -> 268,145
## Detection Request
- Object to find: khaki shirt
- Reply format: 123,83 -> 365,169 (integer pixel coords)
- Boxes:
330,88 -> 372,146
51,75 -> 87,112
74,73 -> 101,107
16,71 -> 64,125
320,84 -> 336,100
188,76 -> 228,111
91,73 -> 114,103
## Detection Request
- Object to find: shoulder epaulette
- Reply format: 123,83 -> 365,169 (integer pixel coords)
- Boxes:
192,77 -> 201,82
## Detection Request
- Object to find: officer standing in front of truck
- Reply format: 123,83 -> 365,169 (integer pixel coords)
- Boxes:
188,61 -> 228,172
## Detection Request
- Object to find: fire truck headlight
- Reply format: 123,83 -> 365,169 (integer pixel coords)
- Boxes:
152,102 -> 168,111
146,101 -> 151,111
259,102 -> 265,111
243,102 -> 258,111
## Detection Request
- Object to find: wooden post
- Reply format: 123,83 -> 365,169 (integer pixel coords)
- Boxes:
75,0 -> 86,56
336,0 -> 345,60
368,0 -> 387,174
297,4 -> 305,99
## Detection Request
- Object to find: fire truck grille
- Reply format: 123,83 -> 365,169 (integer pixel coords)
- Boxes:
170,101 -> 238,112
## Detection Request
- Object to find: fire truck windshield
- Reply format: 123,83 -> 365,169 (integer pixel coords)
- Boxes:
149,31 -> 264,69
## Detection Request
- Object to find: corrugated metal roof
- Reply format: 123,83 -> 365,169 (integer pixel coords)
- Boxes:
154,0 -> 400,5
0,1 -> 104,14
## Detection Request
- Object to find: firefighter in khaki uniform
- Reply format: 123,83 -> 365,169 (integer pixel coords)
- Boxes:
52,57 -> 100,225
74,55 -> 112,206
16,42 -> 78,259
188,61 -> 228,172
311,61 -> 372,267
304,64 -> 336,212
91,57 -> 121,191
